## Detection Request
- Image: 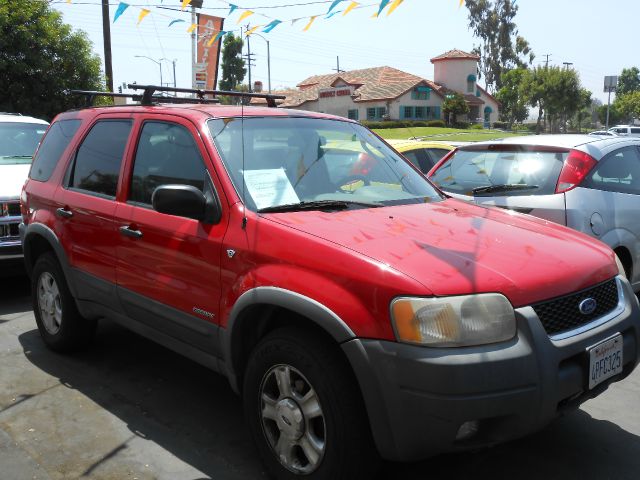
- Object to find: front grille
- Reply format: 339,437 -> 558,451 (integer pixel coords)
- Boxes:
532,278 -> 619,336
1,201 -> 21,217
0,223 -> 20,239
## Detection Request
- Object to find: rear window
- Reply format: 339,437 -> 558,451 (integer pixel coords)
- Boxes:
30,120 -> 81,181
430,147 -> 567,196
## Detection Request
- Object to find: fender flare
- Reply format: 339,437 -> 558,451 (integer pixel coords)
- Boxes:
221,286 -> 356,390
21,222 -> 77,297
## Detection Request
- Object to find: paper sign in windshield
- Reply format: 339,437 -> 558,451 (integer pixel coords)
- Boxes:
244,168 -> 300,210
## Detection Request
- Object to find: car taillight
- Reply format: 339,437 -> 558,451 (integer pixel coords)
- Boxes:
427,148 -> 457,177
555,149 -> 597,194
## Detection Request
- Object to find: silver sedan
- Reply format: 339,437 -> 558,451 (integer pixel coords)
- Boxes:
429,135 -> 640,292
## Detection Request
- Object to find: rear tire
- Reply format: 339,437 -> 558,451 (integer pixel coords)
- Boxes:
243,327 -> 380,480
31,253 -> 96,352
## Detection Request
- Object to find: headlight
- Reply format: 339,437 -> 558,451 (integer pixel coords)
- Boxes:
391,294 -> 516,347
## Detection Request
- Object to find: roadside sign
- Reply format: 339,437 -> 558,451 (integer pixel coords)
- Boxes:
604,75 -> 618,93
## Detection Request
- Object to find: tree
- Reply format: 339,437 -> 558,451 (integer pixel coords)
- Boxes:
527,67 -> 582,133
569,89 -> 593,133
466,0 -> 534,93
442,92 -> 470,125
0,0 -> 104,120
614,91 -> 640,123
616,67 -> 640,96
218,34 -> 246,93
597,103 -> 622,126
496,68 -> 531,128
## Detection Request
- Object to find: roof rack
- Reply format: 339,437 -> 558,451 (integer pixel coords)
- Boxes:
128,84 -> 286,108
68,89 -> 220,107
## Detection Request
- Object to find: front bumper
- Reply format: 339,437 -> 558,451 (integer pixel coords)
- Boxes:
342,276 -> 640,461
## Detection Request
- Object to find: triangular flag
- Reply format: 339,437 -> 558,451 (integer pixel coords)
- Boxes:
291,17 -> 302,25
327,0 -> 344,14
187,23 -> 197,33
302,16 -> 317,32
326,10 -> 342,19
228,4 -> 238,15
137,8 -> 150,25
168,19 -> 185,27
459,0 -> 464,6
343,1 -> 358,16
181,0 -> 191,10
386,0 -> 403,15
262,19 -> 282,33
237,10 -> 254,24
376,0 -> 390,16
207,32 -> 218,46
211,30 -> 227,44
245,25 -> 261,36
113,2 -> 129,23
371,12 -> 378,18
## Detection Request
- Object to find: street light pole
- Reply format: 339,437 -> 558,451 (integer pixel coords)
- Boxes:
251,33 -> 271,93
161,58 -> 178,93
134,55 -> 163,87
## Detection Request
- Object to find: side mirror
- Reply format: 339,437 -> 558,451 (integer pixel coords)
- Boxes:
152,185 -> 206,221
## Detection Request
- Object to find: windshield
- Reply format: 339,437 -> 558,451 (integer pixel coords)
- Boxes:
208,116 -> 442,212
0,122 -> 48,164
430,147 -> 567,196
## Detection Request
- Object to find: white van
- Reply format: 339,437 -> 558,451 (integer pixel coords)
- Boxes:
608,125 -> 640,137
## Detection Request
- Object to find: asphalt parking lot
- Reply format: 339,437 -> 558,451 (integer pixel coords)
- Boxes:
2,273 -> 640,480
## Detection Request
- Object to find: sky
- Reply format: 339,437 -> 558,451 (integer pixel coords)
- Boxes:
50,0 -> 639,104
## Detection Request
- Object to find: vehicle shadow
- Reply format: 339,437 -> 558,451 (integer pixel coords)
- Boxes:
0,274 -> 32,319
18,321 -> 266,480
17,320 -> 640,480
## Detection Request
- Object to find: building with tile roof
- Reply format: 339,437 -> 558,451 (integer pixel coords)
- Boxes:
253,49 -> 500,125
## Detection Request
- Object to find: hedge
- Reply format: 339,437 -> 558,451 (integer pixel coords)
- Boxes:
361,119 -> 446,129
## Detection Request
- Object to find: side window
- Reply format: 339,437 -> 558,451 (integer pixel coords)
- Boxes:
30,119 -> 82,182
129,121 -> 207,206
584,147 -> 640,195
70,120 -> 132,197
426,148 -> 451,164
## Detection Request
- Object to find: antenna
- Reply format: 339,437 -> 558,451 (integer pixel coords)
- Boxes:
241,90 -> 247,229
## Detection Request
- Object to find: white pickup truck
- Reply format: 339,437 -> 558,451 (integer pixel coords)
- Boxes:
0,113 -> 48,261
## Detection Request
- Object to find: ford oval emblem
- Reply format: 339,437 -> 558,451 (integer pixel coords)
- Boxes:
579,298 -> 597,315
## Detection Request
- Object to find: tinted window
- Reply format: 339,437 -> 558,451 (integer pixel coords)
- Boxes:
425,148 -> 451,164
583,147 -> 640,195
70,120 -> 131,197
430,147 -> 566,196
130,122 -> 206,205
630,128 -> 640,134
29,120 -> 80,181
0,122 -> 48,162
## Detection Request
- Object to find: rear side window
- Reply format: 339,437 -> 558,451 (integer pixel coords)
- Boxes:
30,120 -> 81,181
630,128 -> 640,134
70,120 -> 132,198
426,148 -> 451,164
582,147 -> 640,195
129,121 -> 206,205
430,148 -> 566,196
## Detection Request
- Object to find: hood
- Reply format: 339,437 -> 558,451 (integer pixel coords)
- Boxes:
0,164 -> 30,199
265,198 -> 617,307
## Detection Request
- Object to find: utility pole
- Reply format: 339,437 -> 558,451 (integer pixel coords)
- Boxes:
243,24 -> 256,92
563,62 -> 573,70
543,53 -> 552,68
101,0 -> 113,92
191,5 -> 197,90
333,56 -> 344,74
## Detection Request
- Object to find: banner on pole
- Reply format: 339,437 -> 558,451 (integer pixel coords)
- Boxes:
196,13 -> 225,91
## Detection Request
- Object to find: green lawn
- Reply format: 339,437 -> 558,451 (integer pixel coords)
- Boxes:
373,127 -> 526,142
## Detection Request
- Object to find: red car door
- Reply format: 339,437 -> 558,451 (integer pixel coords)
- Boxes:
114,115 -> 228,354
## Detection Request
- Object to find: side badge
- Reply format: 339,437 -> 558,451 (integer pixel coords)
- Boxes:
227,249 -> 236,259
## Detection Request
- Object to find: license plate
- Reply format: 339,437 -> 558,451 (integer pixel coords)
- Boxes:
588,334 -> 623,390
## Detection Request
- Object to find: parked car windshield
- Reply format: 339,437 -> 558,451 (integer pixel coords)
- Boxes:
208,116 -> 443,211
0,122 -> 48,163
430,147 -> 567,196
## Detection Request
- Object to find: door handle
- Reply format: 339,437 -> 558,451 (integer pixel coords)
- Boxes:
119,225 -> 143,239
56,207 -> 73,219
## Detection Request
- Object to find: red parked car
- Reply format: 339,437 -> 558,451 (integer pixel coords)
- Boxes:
20,87 -> 640,480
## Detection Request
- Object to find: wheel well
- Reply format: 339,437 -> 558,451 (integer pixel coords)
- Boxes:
24,234 -> 55,275
231,304 -> 349,393
614,247 -> 632,280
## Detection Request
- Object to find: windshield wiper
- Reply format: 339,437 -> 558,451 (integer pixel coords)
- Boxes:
258,199 -> 381,213
472,184 -> 539,195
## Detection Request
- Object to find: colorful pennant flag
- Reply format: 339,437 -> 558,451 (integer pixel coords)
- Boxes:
181,0 -> 191,10
237,10 -> 254,24
327,0 -> 344,14
291,17 -> 302,25
459,0 -> 464,6
211,30 -> 227,44
262,19 -> 282,33
137,8 -> 150,25
113,2 -> 129,23
376,0 -> 391,16
245,25 -> 261,36
326,10 -> 342,19
302,15 -> 317,31
168,19 -> 185,27
228,4 -> 238,15
187,23 -> 197,33
343,1 -> 359,16
386,0 -> 403,15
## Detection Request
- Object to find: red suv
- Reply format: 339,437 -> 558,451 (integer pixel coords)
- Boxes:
20,88 -> 640,480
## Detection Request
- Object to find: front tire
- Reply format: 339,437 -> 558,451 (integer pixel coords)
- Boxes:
31,253 -> 96,352
243,327 -> 379,480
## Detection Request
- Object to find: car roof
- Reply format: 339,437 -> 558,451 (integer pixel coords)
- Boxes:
386,139 -> 455,151
0,113 -> 49,125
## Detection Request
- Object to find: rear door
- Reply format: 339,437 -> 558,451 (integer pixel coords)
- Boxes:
115,115 -> 228,355
429,146 -> 568,224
